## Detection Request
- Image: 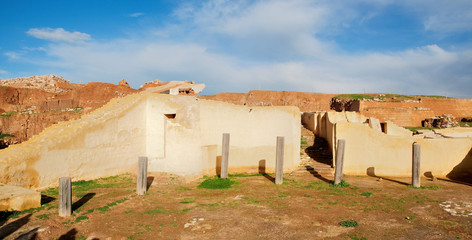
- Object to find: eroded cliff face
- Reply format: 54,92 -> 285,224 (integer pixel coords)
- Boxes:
0,76 -> 138,148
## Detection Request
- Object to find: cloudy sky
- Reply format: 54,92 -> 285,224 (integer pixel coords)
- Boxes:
1,0 -> 471,97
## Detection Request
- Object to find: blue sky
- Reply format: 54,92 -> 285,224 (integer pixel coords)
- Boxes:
1,0 -> 471,97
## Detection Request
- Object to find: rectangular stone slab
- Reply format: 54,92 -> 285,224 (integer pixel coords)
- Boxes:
0,184 -> 41,211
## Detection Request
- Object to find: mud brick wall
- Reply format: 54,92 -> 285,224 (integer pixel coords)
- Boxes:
358,98 -> 472,126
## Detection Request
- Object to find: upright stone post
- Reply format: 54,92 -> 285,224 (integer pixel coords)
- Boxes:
275,136 -> 285,185
334,139 -> 346,185
137,156 -> 148,195
412,143 -> 421,188
59,177 -> 72,217
221,133 -> 230,179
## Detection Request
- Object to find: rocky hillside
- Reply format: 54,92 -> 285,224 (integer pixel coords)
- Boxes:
0,75 -> 138,148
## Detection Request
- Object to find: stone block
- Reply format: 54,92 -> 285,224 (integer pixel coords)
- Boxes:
0,184 -> 41,211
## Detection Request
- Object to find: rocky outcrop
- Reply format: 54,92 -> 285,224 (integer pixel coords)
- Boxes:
0,76 -> 138,148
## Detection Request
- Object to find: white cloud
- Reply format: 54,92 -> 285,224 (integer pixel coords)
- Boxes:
0,69 -> 8,74
128,12 -> 145,17
4,51 -> 22,60
26,28 -> 91,44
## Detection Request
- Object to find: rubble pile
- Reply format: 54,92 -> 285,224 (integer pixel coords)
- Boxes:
0,75 -> 71,93
422,114 -> 458,128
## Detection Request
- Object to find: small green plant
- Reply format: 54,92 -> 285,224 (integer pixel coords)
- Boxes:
36,213 -> 50,220
75,215 -> 89,223
0,133 -> 14,139
198,177 -> 237,189
175,186 -> 192,191
339,220 -> 359,227
349,234 -> 367,240
361,192 -> 373,197
143,206 -> 173,215
408,185 -> 440,190
300,137 -> 309,148
330,180 -> 351,188
180,197 -> 195,204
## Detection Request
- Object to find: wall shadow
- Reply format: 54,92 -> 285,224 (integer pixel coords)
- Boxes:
41,195 -> 55,205
258,159 -> 274,183
215,156 -> 222,177
72,193 -> 96,212
0,213 -> 32,239
15,227 -> 40,239
58,228 -> 78,240
366,167 -> 409,186
305,166 -> 332,183
425,171 -> 472,187
305,136 -> 332,165
446,148 -> 472,185
146,176 -> 155,191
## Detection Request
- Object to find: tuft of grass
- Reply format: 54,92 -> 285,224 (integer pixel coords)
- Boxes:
339,220 -> 359,228
361,192 -> 373,197
300,137 -> 309,148
180,197 -> 195,204
36,213 -> 50,220
75,215 -> 89,223
143,206 -> 173,215
175,186 -> 192,191
408,185 -> 440,190
198,176 -> 237,189
0,133 -> 14,139
404,126 -> 437,132
349,234 -> 367,240
330,180 -> 351,188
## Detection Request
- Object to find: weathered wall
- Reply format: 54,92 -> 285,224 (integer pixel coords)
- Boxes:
0,93 -> 300,189
336,122 -> 472,178
200,91 -> 336,112
302,111 -> 472,178
358,98 -> 472,126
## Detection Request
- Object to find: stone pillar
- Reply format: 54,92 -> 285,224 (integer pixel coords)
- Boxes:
412,143 -> 421,188
137,156 -> 148,195
221,133 -> 230,179
59,177 -> 72,217
334,139 -> 346,185
275,136 -> 285,185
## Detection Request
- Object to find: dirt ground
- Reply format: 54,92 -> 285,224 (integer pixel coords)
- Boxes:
1,131 -> 472,240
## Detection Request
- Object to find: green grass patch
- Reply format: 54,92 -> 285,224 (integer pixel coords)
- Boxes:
175,186 -> 192,191
416,95 -> 449,98
408,185 -> 440,190
36,213 -> 50,220
72,174 -> 133,192
404,126 -> 438,132
330,180 -> 351,188
0,112 -> 14,117
198,176 -> 237,189
0,133 -> 14,139
300,137 -> 309,148
75,215 -> 89,223
349,234 -> 367,240
334,94 -> 373,100
361,192 -> 373,197
143,206 -> 173,215
180,197 -> 195,204
339,220 -> 359,227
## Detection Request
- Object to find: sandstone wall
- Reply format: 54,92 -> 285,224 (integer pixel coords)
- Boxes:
357,98 -> 472,126
0,93 -> 300,189
302,111 -> 472,179
200,91 -> 336,112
